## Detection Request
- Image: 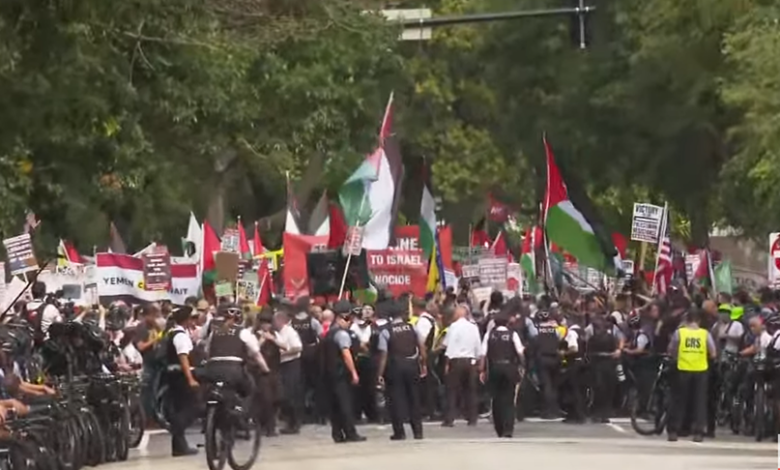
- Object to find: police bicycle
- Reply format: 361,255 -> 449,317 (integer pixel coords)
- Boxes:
630,355 -> 672,436
204,381 -> 261,470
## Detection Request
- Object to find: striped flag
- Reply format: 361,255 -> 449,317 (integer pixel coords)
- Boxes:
653,204 -> 672,295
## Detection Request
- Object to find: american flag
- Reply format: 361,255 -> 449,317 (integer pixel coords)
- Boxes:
653,207 -> 672,294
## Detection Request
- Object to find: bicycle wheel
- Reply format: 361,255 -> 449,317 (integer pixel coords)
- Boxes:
82,409 -> 106,466
127,396 -> 145,449
154,384 -> 172,431
754,385 -> 766,442
227,412 -> 261,470
205,407 -> 228,470
114,403 -> 130,462
54,418 -> 79,470
729,395 -> 742,434
630,384 -> 662,436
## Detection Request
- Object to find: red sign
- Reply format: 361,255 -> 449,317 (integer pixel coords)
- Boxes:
282,233 -> 329,299
367,249 -> 427,298
773,236 -> 780,271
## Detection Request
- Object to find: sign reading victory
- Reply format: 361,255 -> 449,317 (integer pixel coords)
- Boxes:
631,203 -> 664,243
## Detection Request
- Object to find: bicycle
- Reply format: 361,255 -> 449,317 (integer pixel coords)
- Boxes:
630,355 -> 671,436
204,382 -> 261,470
119,374 -> 145,448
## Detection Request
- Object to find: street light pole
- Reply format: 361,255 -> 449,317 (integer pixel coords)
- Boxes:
397,3 -> 596,49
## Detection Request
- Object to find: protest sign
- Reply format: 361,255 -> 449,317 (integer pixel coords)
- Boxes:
631,203 -> 664,243
142,248 -> 172,291
478,257 -> 508,290
3,233 -> 37,276
367,249 -> 427,298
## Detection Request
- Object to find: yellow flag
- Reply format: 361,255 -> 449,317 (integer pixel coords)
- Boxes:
426,245 -> 439,293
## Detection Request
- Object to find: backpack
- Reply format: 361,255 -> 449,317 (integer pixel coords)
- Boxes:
150,329 -> 184,369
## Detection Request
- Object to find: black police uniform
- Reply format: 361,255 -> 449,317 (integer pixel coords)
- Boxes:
486,327 -> 521,437
323,324 -> 361,442
385,319 -> 423,439
291,314 -> 320,421
535,318 -> 561,418
587,321 -> 618,421
206,324 -> 251,396
415,314 -> 439,419
165,327 -> 196,454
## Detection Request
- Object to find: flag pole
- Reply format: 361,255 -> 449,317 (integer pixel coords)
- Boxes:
338,193 -> 368,300
650,202 -> 668,296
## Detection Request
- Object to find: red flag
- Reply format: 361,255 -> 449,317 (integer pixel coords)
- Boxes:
252,222 -> 265,256
327,203 -> 348,250
202,221 -> 221,283
379,92 -> 394,143
256,260 -> 273,306
491,231 -> 513,262
487,194 -> 512,223
653,223 -> 672,294
59,239 -> 85,264
612,232 -> 628,259
471,218 -> 491,249
237,218 -> 251,260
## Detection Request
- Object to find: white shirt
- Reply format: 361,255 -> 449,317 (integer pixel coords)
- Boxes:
755,331 -> 772,359
123,343 -> 143,366
564,327 -> 580,352
28,301 -> 62,335
350,322 -> 372,344
481,326 -> 524,357
443,317 -> 482,360
279,323 -> 302,363
171,325 -> 194,356
415,313 -> 436,343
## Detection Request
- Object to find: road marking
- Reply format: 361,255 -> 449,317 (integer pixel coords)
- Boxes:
606,422 -> 627,434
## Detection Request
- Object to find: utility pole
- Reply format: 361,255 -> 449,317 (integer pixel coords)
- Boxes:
393,1 -> 596,49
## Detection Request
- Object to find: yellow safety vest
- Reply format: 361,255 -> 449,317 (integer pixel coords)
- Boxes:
409,315 -> 420,326
677,327 -> 708,372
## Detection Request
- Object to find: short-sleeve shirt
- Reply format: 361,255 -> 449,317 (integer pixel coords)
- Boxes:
171,325 -> 194,356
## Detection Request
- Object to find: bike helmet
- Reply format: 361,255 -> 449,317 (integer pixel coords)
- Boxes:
765,313 -> 780,329
730,305 -> 745,321
217,302 -> 241,320
536,309 -> 550,321
627,310 -> 641,327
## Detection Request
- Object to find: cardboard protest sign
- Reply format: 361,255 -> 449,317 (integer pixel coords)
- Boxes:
142,248 -> 172,291
367,249 -> 426,298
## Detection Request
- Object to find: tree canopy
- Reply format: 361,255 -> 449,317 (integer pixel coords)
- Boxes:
0,0 -> 777,257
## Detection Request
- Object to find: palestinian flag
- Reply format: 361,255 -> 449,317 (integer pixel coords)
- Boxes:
201,220 -> 221,284
182,212 -> 202,259
237,218 -> 252,260
308,191 -> 331,237
338,93 -> 404,250
419,168 -> 437,261
285,172 -> 303,235
543,136 -> 617,273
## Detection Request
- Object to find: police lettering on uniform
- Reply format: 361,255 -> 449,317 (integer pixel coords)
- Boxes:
667,309 -> 716,443
480,310 -> 524,437
377,300 -> 426,440
586,315 -> 619,422
289,297 -> 324,425
533,301 -> 563,419
164,306 -> 199,457
323,301 -> 366,443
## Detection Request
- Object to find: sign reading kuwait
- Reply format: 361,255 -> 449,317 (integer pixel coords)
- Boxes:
96,253 -> 199,305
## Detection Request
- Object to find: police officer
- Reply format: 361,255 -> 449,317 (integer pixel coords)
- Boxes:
323,301 -> 366,443
376,300 -> 427,440
586,313 -> 620,423
480,309 -> 524,437
289,297 -> 323,423
667,308 -> 716,442
560,315 -> 585,423
205,303 -> 270,397
534,301 -> 564,419
165,306 -> 199,456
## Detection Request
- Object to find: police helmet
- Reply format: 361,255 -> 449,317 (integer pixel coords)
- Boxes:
536,309 -> 550,321
218,302 -> 241,320
627,311 -> 641,327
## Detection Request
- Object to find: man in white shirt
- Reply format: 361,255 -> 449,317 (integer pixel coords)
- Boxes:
275,310 -> 303,434
442,305 -> 481,427
26,282 -> 62,338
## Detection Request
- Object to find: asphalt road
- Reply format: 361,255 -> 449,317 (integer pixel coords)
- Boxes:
107,418 -> 776,470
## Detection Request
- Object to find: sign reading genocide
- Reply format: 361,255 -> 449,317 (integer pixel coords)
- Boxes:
2,233 -> 38,276
367,250 -> 426,297
631,203 -> 665,243
142,247 -> 172,291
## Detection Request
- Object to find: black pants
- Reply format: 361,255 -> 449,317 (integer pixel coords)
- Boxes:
670,370 -> 707,436
166,372 -> 197,453
420,353 -> 440,418
590,357 -> 616,420
386,359 -> 423,438
279,359 -> 303,430
536,355 -> 561,417
706,366 -> 718,435
444,358 -> 477,424
560,360 -> 586,422
255,371 -> 281,435
355,356 -> 378,422
300,346 -> 322,421
488,363 -> 519,436
326,376 -> 359,441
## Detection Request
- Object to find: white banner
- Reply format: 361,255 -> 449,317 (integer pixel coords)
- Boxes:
96,253 -> 199,305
